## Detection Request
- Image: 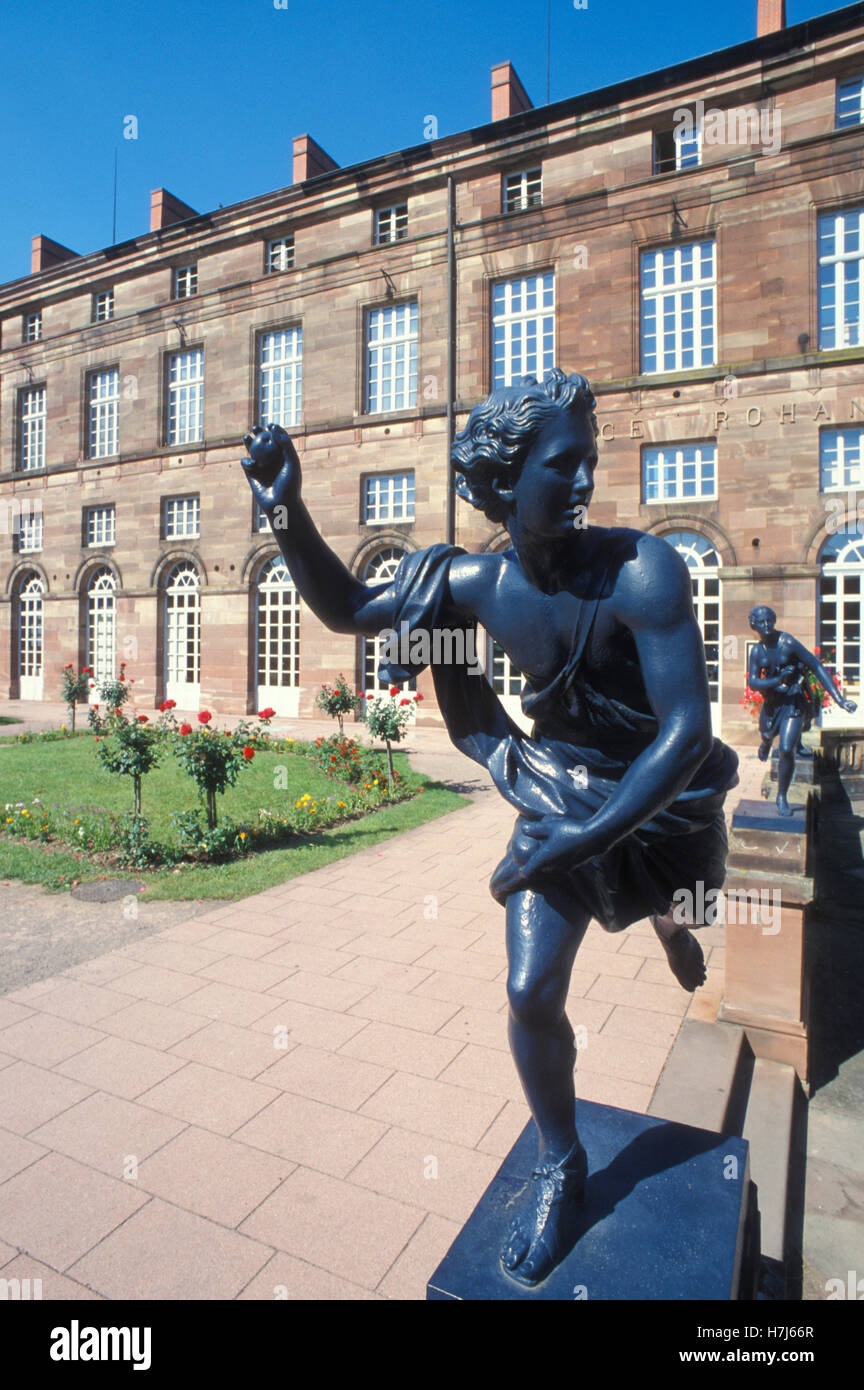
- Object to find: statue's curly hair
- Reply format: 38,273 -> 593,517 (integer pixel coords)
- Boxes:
748,605 -> 777,628
451,368 -> 598,524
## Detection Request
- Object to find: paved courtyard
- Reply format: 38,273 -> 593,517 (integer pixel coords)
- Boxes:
0,725 -> 765,1300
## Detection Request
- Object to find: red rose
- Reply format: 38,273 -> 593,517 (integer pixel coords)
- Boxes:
198,711 -> 212,724
366,693 -> 373,700
258,707 -> 275,719
94,703 -> 99,709
137,715 -> 149,723
389,685 -> 399,696
82,667 -> 91,674
89,682 -> 95,688
399,698 -> 410,706
243,746 -> 255,760
64,663 -> 73,669
159,699 -> 176,712
414,693 -> 424,702
114,707 -> 122,716
180,723 -> 192,735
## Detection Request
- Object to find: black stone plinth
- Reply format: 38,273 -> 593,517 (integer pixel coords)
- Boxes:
427,1100 -> 752,1301
732,798 -> 807,834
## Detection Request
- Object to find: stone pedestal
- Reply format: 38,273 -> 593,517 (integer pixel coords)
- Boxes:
718,797 -> 813,1087
427,1101 -> 755,1301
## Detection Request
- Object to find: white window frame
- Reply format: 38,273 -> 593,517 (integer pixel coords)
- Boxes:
164,495 -> 200,540
818,207 -> 864,351
491,272 -> 555,389
363,471 -> 415,524
820,427 -> 864,492
19,386 -> 46,472
18,511 -> 43,553
92,290 -> 114,323
166,348 -> 204,446
258,327 -> 302,428
836,76 -> 864,130
640,241 -> 716,375
23,311 -> 42,344
86,505 -> 116,547
374,205 -> 408,245
503,168 -> 542,213
267,237 -> 294,273
642,442 -> 717,503
653,122 -> 702,174
365,302 -> 418,414
172,264 -> 198,299
87,368 -> 120,458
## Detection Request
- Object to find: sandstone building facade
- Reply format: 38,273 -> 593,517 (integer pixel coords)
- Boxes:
2,0 -> 864,740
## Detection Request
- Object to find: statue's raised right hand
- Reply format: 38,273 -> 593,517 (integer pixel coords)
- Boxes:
241,423 -> 302,513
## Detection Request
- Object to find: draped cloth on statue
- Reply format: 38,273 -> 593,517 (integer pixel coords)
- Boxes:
378,542 -> 740,932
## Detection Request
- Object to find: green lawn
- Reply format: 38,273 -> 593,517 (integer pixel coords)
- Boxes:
0,734 -> 467,900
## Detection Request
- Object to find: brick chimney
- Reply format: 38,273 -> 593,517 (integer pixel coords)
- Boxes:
30,235 -> 78,273
149,188 -> 198,231
491,62 -> 533,120
292,135 -> 339,183
757,0 -> 786,35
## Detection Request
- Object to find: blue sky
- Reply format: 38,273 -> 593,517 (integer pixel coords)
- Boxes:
0,0 -> 839,285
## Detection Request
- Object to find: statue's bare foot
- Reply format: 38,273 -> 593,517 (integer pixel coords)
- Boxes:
660,928 -> 706,992
500,1141 -> 588,1287
757,739 -> 772,762
776,795 -> 793,818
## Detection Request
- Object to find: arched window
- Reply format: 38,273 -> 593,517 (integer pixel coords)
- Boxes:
819,525 -> 864,695
163,560 -> 200,707
662,530 -> 723,729
85,567 -> 117,701
16,572 -> 44,700
256,555 -> 301,717
361,546 -> 413,695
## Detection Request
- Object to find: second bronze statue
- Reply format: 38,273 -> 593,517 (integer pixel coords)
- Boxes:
240,367 -> 740,1286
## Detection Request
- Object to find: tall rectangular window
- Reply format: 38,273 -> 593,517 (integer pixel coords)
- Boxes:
374,205 -> 408,245
166,348 -> 204,445
92,290 -> 114,323
653,123 -> 702,174
23,311 -> 42,343
364,472 -> 415,524
255,501 -> 269,533
172,264 -> 198,299
642,442 -> 717,502
87,368 -> 120,458
18,510 -> 43,553
86,505 -> 116,547
836,76 -> 864,129
820,428 -> 864,491
19,386 -> 46,472
259,327 -> 302,428
503,168 -> 542,212
491,272 -> 555,388
640,241 -> 716,374
164,495 -> 200,539
267,237 -> 294,273
365,302 -> 418,413
818,207 -> 864,350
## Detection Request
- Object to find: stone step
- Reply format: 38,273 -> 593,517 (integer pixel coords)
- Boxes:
742,1057 -> 798,1266
648,1018 -> 752,1135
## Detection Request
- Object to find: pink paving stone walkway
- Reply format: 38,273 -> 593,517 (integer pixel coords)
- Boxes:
0,735 -> 765,1301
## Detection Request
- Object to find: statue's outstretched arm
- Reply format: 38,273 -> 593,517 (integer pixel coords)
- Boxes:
241,424 -> 397,636
792,638 -> 857,712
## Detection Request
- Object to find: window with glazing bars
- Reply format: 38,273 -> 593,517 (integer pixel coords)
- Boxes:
88,369 -> 119,458
166,349 -> 204,445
